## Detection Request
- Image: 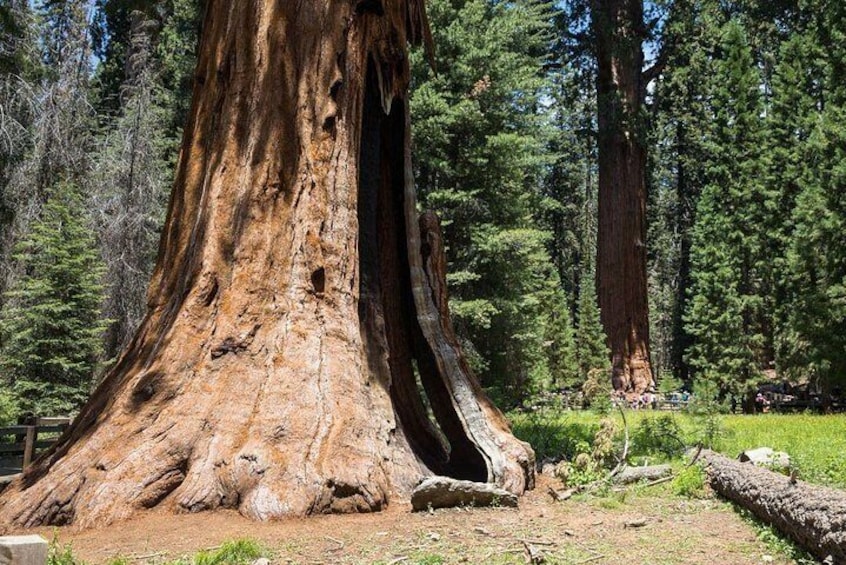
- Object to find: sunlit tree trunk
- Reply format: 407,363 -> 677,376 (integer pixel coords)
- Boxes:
593,0 -> 655,394
0,0 -> 534,529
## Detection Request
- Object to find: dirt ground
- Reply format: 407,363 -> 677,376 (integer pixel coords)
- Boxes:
17,476 -> 789,565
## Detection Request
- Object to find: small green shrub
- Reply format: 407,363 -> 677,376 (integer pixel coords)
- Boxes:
554,419 -> 621,487
631,414 -> 686,459
194,540 -> 264,565
672,465 -> 706,498
48,540 -> 84,565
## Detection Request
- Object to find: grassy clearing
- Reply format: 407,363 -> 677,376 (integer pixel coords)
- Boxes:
720,413 -> 846,487
510,409 -> 837,564
509,409 -> 846,488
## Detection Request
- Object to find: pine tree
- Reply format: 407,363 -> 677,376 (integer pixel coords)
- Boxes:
410,0 -> 562,405
90,0 -> 158,114
765,33 -> 822,376
647,0 -> 723,384
543,285 -> 579,391
155,0 -> 201,151
3,0 -> 93,217
1,0 -> 93,303
575,262 -> 610,384
0,0 -> 39,76
0,181 -> 108,415
780,2 -> 846,401
0,0 -> 39,261
684,20 -> 771,407
543,62 -> 595,316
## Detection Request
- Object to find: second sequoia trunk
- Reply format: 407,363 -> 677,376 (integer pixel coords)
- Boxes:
0,0 -> 534,529
593,0 -> 655,394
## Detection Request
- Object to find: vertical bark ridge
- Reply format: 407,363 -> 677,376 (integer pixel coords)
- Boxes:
413,211 -> 535,492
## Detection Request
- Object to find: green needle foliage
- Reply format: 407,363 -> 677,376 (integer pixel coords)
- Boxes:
0,182 -> 109,415
684,20 -> 771,403
410,0 -> 577,405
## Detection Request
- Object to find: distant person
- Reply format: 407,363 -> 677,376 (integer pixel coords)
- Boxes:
755,392 -> 769,413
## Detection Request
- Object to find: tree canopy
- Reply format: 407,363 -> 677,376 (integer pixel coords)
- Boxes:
0,0 -> 844,416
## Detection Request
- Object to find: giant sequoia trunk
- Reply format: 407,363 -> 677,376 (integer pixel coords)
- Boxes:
0,0 -> 534,529
593,0 -> 655,394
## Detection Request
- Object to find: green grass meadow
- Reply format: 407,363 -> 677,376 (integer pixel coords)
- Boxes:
509,409 -> 846,489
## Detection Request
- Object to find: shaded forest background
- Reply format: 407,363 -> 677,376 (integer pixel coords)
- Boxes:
0,0 -> 843,417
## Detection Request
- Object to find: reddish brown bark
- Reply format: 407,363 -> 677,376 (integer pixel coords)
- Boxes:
0,0 -> 533,529
593,0 -> 655,394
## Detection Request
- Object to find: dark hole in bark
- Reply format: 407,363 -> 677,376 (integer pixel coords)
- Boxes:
330,80 -> 343,101
130,371 -> 165,405
357,57 -> 487,483
311,267 -> 326,295
322,115 -> 336,134
355,0 -> 385,16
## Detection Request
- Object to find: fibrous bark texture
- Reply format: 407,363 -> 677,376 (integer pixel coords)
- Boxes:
593,0 -> 655,394
702,451 -> 846,563
0,0 -> 533,530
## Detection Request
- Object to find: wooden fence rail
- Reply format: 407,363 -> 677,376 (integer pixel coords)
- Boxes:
0,417 -> 71,485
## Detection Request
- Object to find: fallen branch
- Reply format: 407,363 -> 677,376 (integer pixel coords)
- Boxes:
325,536 -> 345,550
685,444 -> 704,467
518,539 -> 556,547
641,475 -> 674,488
547,486 -> 574,502
522,540 -> 545,564
128,552 -> 167,561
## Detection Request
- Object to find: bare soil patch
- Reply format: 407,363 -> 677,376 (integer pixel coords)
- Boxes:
14,476 -> 788,564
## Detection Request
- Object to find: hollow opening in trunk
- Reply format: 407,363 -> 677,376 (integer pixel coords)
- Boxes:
357,58 -> 487,482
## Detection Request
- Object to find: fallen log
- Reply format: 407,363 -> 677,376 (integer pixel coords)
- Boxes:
613,464 -> 672,485
700,450 -> 846,563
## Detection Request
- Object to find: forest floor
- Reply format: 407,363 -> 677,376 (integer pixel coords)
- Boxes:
24,475 -> 797,565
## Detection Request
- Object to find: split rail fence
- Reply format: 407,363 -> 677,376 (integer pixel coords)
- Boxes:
0,417 -> 71,486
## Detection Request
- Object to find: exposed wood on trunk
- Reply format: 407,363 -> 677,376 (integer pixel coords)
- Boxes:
593,0 -> 655,394
0,0 -> 533,530
701,450 -> 846,563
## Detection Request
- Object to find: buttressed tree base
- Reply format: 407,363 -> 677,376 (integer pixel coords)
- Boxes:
0,0 -> 534,529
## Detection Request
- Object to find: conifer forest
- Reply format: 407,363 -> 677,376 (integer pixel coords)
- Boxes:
0,1 -> 846,562
2,0 -> 843,418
